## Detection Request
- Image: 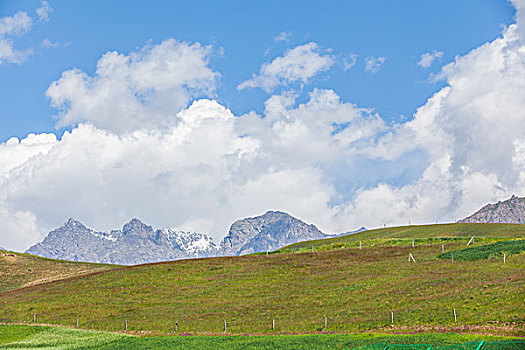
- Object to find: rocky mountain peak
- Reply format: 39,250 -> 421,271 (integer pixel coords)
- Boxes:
458,195 -> 525,224
122,218 -> 154,236
26,211 -> 361,264
26,218 -> 218,265
221,210 -> 327,256
63,218 -> 86,230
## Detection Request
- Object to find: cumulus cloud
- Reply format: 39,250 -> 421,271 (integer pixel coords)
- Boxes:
238,42 -> 335,92
343,53 -> 358,71
0,86 -> 384,251
418,50 -> 443,68
42,38 -> 59,48
0,2 -> 55,65
36,1 -> 52,22
364,56 -> 386,74
0,11 -> 33,64
274,31 -> 291,42
347,11 -> 525,227
47,39 -> 220,134
2,1 -> 525,252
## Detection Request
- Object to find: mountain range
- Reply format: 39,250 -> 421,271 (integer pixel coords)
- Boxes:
25,195 -> 523,265
26,211 -> 350,265
458,195 -> 525,224
26,218 -> 218,265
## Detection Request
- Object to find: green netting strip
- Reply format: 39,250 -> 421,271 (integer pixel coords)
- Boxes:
432,341 -> 483,350
385,345 -> 432,350
480,340 -> 525,350
352,340 -> 525,350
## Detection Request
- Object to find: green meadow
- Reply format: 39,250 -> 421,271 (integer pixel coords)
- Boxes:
1,224 -> 523,337
1,325 -> 523,349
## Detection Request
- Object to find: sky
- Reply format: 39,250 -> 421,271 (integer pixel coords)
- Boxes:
1,0 -> 524,251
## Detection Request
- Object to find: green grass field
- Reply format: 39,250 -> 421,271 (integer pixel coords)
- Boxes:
1,224 -> 523,337
0,250 -> 116,293
438,240 -> 525,261
1,325 -> 523,349
281,223 -> 525,252
0,223 -> 523,348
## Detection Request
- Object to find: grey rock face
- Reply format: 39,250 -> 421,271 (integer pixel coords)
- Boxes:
220,211 -> 327,255
26,218 -> 218,265
458,195 -> 525,224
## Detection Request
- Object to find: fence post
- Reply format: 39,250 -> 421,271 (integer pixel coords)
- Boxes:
412,239 -> 414,247
324,316 -> 327,328
272,318 -> 275,330
442,244 -> 444,253
359,241 -> 362,250
312,246 -> 314,253
503,253 -> 506,264
76,317 -> 79,328
175,321 -> 178,332
33,313 -> 36,323
125,319 -> 127,331
391,311 -> 394,324
451,254 -> 454,264
453,308 -> 457,322
223,319 -> 226,332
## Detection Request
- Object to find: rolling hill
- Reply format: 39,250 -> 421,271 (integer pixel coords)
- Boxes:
0,223 -> 523,337
0,249 -> 117,293
281,223 -> 525,251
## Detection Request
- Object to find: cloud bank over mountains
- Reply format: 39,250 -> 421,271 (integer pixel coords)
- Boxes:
1,1 -> 525,251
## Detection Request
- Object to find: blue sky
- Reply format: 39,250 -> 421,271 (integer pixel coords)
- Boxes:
1,0 -> 524,251
0,0 -> 516,140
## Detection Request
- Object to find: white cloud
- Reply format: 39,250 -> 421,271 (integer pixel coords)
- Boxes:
0,2 -> 54,65
42,38 -> 59,48
2,0 -> 525,252
364,56 -> 386,74
41,38 -> 71,48
46,39 -> 220,134
238,42 -> 335,92
0,11 -> 32,36
0,86 -> 385,251
343,53 -> 358,71
274,31 -> 291,42
347,14 -> 525,228
418,50 -> 443,68
36,1 -> 52,22
0,11 -> 33,64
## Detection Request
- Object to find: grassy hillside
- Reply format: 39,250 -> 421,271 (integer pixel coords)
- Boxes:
282,223 -> 525,252
0,249 -> 117,293
0,231 -> 523,336
0,325 -> 522,349
438,240 -> 525,261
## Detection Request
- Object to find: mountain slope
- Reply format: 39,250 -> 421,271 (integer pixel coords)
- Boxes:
458,195 -> 525,224
221,211 -> 327,255
2,224 -> 523,336
26,218 -> 218,265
